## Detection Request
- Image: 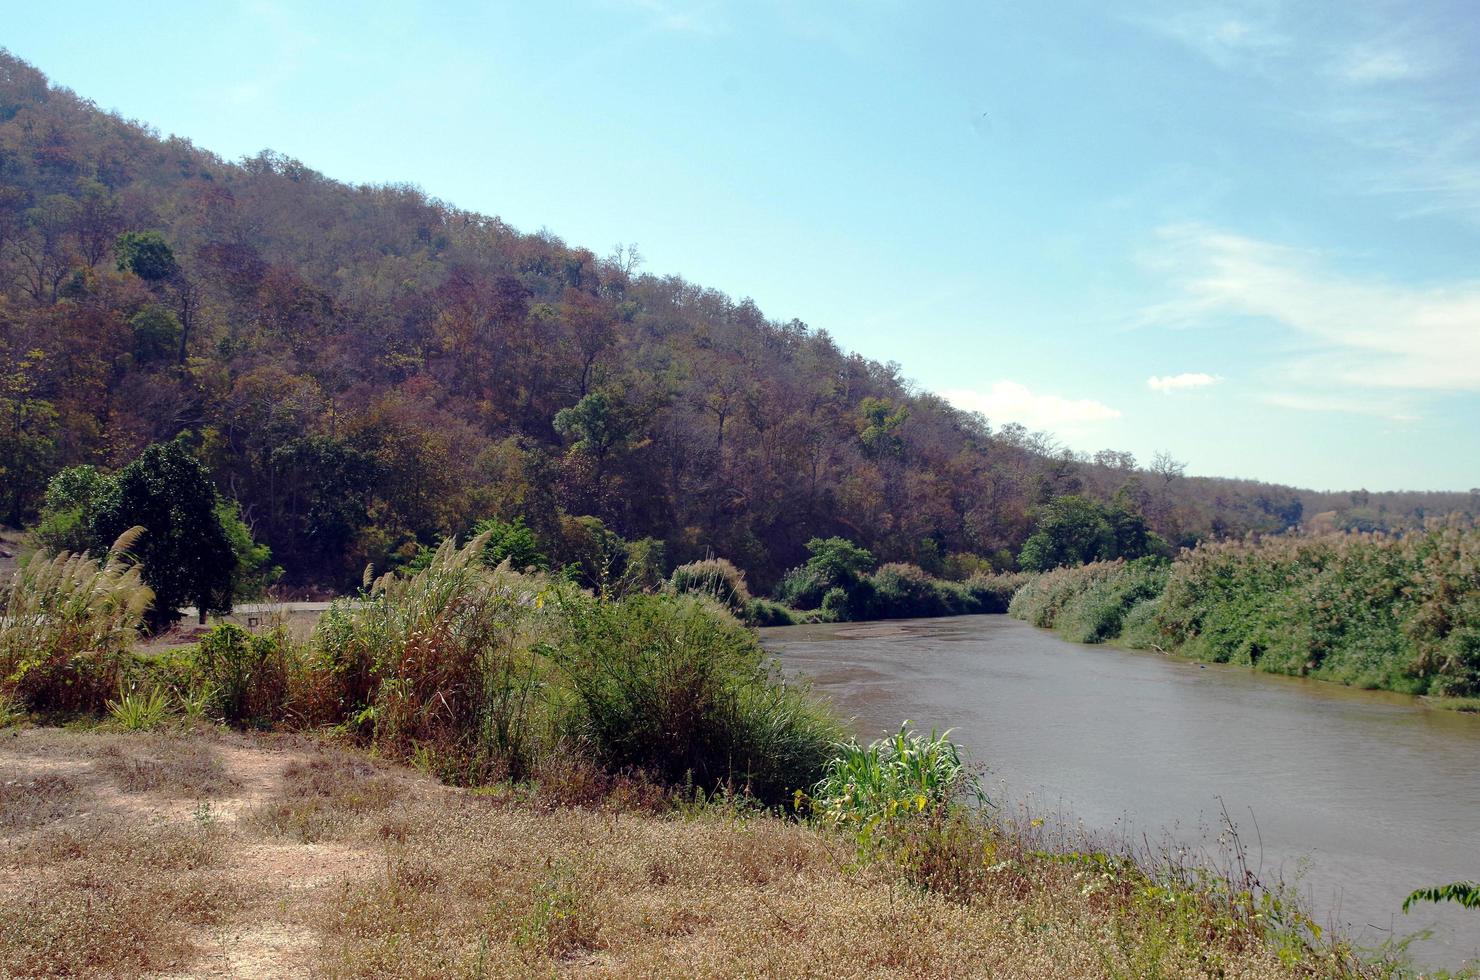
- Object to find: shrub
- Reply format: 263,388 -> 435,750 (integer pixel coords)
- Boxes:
0,528 -> 153,714
869,563 -> 957,618
551,592 -> 839,805
106,685 -> 172,731
314,533 -> 552,782
960,571 -> 1029,613
1055,559 -> 1169,645
191,623 -> 294,727
669,558 -> 751,614
1008,560 -> 1128,629
811,724 -> 983,834
743,597 -> 798,627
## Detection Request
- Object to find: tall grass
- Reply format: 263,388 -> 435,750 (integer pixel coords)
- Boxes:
315,532 -> 552,782
312,534 -> 840,802
551,592 -> 840,804
0,527 -> 153,713
667,558 -> 751,614
1011,525 -> 1480,697
1158,526 -> 1480,693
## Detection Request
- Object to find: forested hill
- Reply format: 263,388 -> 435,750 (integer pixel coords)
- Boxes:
0,51 -> 1473,591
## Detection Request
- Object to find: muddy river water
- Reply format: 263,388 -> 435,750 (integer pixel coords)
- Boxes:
763,614 -> 1480,970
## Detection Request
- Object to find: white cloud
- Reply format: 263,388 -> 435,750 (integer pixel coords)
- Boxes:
1334,46 -> 1430,85
1147,372 -> 1220,392
1134,5 -> 1289,70
1259,391 -> 1417,421
943,382 -> 1121,433
1143,223 -> 1480,392
610,0 -> 727,35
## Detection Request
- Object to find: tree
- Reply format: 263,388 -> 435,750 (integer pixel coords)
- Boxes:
49,439 -> 246,628
471,516 -> 548,571
113,230 -> 177,283
1018,495 -> 1114,571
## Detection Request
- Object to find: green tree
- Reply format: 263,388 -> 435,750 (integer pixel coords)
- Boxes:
1019,495 -> 1115,572
128,305 -> 181,365
113,230 -> 178,283
50,440 -> 246,628
34,464 -> 111,553
470,515 -> 548,571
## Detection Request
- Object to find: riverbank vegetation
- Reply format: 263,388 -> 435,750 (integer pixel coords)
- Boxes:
1009,525 -> 1480,698
0,535 -> 1389,976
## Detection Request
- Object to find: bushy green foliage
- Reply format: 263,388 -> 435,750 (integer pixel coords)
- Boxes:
552,592 -> 839,804
1008,560 -> 1133,629
1013,526 -> 1480,697
113,230 -> 177,282
0,528 -> 153,714
36,440 -> 266,627
668,557 -> 752,614
106,685 -> 170,731
1018,494 -> 1164,572
192,623 -> 293,727
811,724 -> 982,830
1157,527 -> 1480,694
742,597 -> 798,626
314,535 -> 837,801
1055,559 -> 1169,644
471,516 -> 548,571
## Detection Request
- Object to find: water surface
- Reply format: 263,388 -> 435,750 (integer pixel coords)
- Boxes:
764,615 -> 1480,970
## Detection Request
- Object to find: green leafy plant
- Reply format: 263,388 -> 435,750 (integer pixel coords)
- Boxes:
106,685 -> 171,731
811,723 -> 983,832
1403,880 -> 1480,912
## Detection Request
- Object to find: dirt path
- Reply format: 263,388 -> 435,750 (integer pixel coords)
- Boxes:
0,729 -> 399,978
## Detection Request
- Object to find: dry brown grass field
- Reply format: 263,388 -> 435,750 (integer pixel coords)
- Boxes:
0,727 -> 1333,979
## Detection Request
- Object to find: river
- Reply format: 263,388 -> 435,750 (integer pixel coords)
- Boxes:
762,614 -> 1480,971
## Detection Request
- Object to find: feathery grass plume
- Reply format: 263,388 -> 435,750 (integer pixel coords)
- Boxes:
0,527 -> 153,713
315,532 -> 556,782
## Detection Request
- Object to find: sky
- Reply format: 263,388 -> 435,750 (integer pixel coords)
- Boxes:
8,0 -> 1480,491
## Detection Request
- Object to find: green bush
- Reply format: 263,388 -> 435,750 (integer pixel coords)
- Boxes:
192,623 -> 294,727
668,558 -> 751,614
742,597 -> 798,627
811,724 -> 983,832
1008,561 -> 1129,629
1055,559 -> 1169,645
551,592 -> 840,805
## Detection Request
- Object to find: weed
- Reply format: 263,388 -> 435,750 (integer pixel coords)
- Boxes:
106,685 -> 171,731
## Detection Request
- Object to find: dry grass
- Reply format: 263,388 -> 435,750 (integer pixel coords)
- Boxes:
94,736 -> 238,797
0,729 -> 1337,979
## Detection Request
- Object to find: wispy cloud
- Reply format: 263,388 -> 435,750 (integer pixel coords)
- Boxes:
608,0 -> 728,35
1143,223 -> 1480,394
943,382 -> 1120,433
1259,391 -> 1418,421
1133,4 -> 1289,70
1148,372 -> 1220,392
1333,45 -> 1433,85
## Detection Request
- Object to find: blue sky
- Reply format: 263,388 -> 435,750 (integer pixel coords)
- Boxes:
10,1 -> 1480,490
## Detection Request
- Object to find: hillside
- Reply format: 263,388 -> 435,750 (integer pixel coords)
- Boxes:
0,50 -> 1473,591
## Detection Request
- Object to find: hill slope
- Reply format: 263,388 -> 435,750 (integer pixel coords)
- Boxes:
0,51 -> 1472,589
